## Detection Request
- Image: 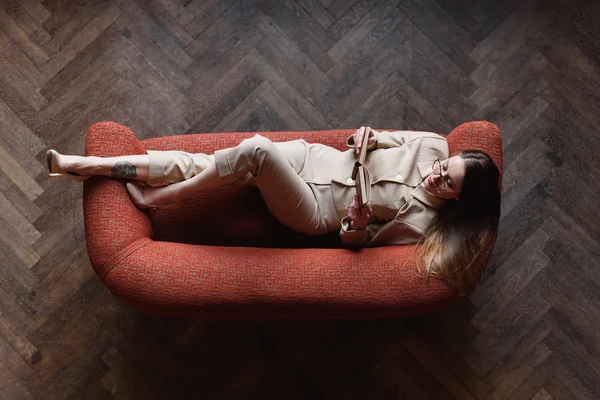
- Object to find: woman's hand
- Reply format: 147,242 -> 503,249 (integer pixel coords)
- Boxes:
354,126 -> 377,156
347,194 -> 371,230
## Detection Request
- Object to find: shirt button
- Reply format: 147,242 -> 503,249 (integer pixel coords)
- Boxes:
347,178 -> 354,184
396,175 -> 403,180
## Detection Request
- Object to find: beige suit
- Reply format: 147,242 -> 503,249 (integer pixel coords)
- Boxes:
146,130 -> 449,246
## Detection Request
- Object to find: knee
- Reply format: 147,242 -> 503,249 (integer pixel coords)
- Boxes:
238,134 -> 276,156
177,153 -> 195,173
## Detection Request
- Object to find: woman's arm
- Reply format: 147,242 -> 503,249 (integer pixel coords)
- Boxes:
339,218 -> 380,247
339,219 -> 424,247
340,194 -> 372,246
348,128 -> 445,151
340,198 -> 425,247
370,129 -> 445,150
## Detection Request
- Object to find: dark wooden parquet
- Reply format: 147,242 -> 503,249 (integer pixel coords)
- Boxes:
0,0 -> 599,398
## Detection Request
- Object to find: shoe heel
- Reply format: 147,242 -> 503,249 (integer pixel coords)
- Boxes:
46,149 -> 90,182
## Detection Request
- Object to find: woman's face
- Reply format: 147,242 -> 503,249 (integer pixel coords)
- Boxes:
424,156 -> 465,199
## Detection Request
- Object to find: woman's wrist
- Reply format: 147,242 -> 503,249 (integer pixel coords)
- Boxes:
349,220 -> 366,230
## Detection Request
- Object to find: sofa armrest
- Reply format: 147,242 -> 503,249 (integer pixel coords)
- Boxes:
102,242 -> 457,319
447,121 -> 503,286
83,121 -> 153,272
447,121 -> 503,187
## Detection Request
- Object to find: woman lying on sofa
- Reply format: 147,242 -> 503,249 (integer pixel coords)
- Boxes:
47,126 -> 500,294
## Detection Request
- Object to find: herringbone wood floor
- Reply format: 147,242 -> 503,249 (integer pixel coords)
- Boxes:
0,0 -> 599,399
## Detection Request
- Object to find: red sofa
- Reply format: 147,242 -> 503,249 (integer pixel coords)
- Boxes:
83,121 -> 503,319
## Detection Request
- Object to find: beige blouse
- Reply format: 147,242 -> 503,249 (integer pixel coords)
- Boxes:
333,129 -> 450,246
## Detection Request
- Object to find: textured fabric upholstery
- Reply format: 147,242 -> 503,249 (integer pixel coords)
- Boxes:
83,121 -> 503,319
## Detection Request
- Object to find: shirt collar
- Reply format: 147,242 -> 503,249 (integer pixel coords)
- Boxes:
411,161 -> 446,209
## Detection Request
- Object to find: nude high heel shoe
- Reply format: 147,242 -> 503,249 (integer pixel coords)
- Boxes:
125,182 -> 186,211
46,150 -> 90,182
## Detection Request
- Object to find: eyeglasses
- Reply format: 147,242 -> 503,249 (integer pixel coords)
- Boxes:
432,158 -> 448,194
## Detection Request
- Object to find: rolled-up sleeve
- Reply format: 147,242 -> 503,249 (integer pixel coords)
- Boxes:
372,130 -> 444,149
339,216 -> 370,246
340,217 -> 391,247
339,217 -> 424,247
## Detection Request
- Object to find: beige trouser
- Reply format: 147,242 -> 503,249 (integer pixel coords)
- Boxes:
146,135 -> 341,235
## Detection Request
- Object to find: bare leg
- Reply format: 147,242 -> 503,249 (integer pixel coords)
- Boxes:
52,151 -> 217,207
126,163 -> 220,206
53,152 -> 150,181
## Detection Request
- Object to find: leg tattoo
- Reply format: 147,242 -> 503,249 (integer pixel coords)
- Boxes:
111,161 -> 137,179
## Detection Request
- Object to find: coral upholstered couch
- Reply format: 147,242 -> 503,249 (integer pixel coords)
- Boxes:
83,121 -> 503,319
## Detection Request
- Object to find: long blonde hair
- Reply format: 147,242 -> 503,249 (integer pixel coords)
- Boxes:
417,150 -> 501,296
